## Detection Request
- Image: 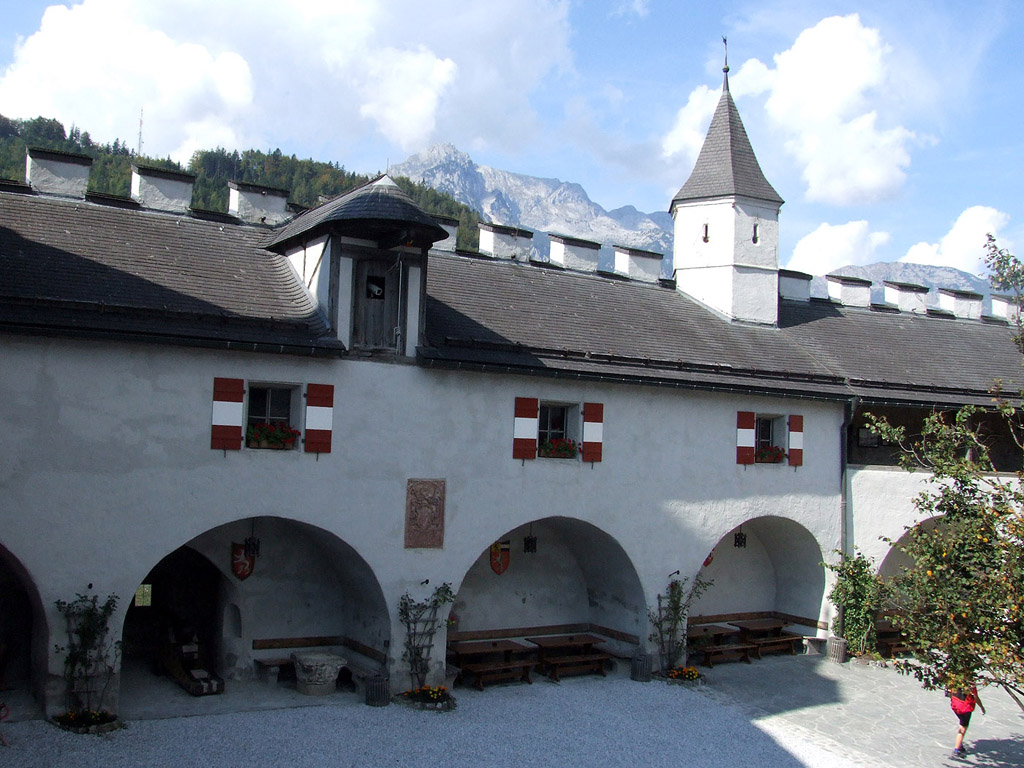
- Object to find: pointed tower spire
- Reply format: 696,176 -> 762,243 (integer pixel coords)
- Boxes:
669,41 -> 784,325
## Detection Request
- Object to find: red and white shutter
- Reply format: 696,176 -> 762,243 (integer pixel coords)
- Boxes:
513,397 -> 539,460
581,402 -> 604,462
788,415 -> 803,467
211,377 -> 245,450
736,411 -> 755,465
304,383 -> 334,453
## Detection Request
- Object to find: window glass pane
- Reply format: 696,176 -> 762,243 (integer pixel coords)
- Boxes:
756,417 -> 774,448
268,388 -> 291,421
248,387 -> 268,424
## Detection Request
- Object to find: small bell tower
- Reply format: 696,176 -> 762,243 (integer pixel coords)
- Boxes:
670,39 -> 784,325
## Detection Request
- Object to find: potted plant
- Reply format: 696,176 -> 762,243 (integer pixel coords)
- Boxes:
538,437 -> 579,458
755,445 -> 786,463
825,550 -> 884,662
246,421 -> 301,449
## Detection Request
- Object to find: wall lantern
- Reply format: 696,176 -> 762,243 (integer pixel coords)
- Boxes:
244,519 -> 261,559
523,523 -> 537,554
733,530 -> 747,549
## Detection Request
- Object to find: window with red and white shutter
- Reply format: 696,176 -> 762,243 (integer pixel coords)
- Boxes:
582,402 -> 604,462
513,397 -> 539,460
787,415 -> 803,466
736,411 -> 756,465
304,383 -> 334,453
211,377 -> 245,450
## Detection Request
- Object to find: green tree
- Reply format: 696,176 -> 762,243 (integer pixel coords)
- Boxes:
868,236 -> 1024,712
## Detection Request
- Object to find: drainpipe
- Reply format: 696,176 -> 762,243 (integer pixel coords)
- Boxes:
836,395 -> 860,638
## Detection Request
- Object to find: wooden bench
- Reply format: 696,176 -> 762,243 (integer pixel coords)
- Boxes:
460,659 -> 538,690
700,642 -> 757,668
875,621 -> 910,657
749,631 -> 804,658
544,652 -> 611,682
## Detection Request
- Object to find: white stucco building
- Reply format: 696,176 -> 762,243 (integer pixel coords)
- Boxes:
1,70 -> 1021,717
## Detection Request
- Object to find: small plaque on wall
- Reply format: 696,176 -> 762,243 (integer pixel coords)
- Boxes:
405,479 -> 445,548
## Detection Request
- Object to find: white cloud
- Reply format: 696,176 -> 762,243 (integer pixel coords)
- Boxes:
785,220 -> 890,275
0,0 -> 571,165
901,206 -> 1010,274
661,14 -> 919,207
614,1 -> 650,18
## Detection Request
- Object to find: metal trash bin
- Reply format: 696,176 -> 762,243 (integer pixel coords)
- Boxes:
365,674 -> 390,707
826,636 -> 847,664
630,651 -> 652,682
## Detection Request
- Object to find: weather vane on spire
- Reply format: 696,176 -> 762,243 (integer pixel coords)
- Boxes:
723,36 -> 729,74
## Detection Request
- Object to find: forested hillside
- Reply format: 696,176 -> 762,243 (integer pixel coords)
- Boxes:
0,114 -> 480,249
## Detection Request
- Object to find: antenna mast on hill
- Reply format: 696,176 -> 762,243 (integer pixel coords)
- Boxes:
137,108 -> 144,157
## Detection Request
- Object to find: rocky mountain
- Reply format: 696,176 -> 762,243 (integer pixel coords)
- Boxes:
396,143 -> 994,304
392,144 -> 673,258
820,262 -> 992,304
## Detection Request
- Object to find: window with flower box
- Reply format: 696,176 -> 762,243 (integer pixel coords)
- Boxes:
736,410 -> 802,466
513,397 -> 603,462
246,385 -> 301,450
210,379 -> 334,453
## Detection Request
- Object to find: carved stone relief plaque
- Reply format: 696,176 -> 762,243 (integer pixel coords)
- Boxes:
405,479 -> 445,548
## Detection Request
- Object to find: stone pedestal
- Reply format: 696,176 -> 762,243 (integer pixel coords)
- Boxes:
291,651 -> 346,696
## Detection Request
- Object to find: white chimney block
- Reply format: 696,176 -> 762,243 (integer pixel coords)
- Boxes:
990,294 -> 1019,322
478,223 -> 533,261
938,288 -> 983,320
25,147 -> 92,198
431,215 -> 459,252
611,245 -> 663,283
550,233 -> 601,272
883,280 -> 929,314
778,269 -> 812,302
131,164 -> 195,213
826,275 -> 872,307
228,181 -> 290,225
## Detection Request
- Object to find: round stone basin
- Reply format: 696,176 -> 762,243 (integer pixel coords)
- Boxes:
290,651 -> 347,696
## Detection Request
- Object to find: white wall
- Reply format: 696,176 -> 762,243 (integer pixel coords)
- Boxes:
0,333 -> 845,708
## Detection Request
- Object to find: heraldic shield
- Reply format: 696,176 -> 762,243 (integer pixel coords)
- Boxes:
490,539 -> 510,575
231,541 -> 255,580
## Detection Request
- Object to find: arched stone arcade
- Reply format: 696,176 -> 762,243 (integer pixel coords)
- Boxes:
451,517 -> 646,648
691,515 -> 827,630
0,543 -> 46,712
118,516 -> 390,705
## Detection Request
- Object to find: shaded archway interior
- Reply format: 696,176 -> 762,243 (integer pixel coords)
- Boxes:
692,515 -> 826,628
0,543 -> 46,701
120,515 -> 391,696
878,517 -> 941,581
453,516 -> 645,643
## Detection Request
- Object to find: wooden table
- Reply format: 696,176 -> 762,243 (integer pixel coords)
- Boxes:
687,624 -> 756,668
729,619 -> 803,658
447,640 -> 536,690
525,633 -> 611,681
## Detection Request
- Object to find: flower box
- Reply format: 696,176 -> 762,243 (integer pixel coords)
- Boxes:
538,438 -> 579,459
754,445 -> 786,464
245,422 -> 300,450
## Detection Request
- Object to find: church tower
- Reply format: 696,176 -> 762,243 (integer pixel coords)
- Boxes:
670,54 -> 784,325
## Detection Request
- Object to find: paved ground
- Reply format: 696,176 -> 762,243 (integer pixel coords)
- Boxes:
1,653 -> 1021,767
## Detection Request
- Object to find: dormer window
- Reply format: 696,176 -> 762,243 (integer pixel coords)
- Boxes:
353,259 -> 399,349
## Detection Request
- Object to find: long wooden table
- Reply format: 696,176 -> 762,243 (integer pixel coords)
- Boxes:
447,639 -> 536,690
525,633 -> 611,681
687,623 -> 756,668
730,619 -> 803,658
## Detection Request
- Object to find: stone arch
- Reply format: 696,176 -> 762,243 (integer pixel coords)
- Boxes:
118,515 -> 389,708
451,516 -> 646,645
878,516 -> 941,580
691,515 -> 827,627
0,542 -> 47,712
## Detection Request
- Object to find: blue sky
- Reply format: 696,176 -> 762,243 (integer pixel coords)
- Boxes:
0,0 -> 1020,276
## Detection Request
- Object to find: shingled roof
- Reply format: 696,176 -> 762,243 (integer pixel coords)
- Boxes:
422,251 -> 1024,406
672,70 -> 784,207
0,190 -> 343,355
268,175 -> 448,251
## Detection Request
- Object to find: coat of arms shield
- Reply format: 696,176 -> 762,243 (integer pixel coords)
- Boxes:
231,541 -> 255,580
490,539 -> 510,575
